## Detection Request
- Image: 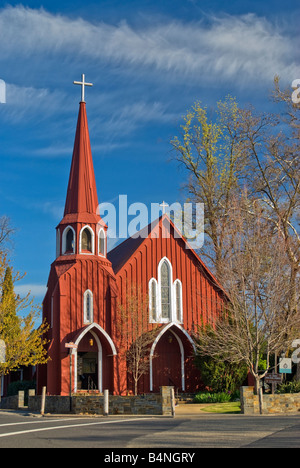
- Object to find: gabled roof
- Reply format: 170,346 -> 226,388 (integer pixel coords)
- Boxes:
107,218 -> 160,273
107,214 -> 228,297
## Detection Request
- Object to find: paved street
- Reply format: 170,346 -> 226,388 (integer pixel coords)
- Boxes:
0,410 -> 299,449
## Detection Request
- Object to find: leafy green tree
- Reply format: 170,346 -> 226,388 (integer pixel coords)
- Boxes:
171,96 -> 248,277
0,266 -> 49,375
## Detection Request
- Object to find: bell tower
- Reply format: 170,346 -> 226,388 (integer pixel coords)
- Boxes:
38,76 -> 118,396
56,97 -> 107,259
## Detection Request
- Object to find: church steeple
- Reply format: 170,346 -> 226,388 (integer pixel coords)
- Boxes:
64,101 -> 99,218
56,75 -> 107,259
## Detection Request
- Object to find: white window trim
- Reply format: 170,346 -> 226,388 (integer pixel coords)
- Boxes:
157,257 -> 173,323
62,226 -> 76,255
174,279 -> 183,324
98,228 -> 106,257
149,257 -> 184,324
79,225 -> 95,255
83,289 -> 94,324
149,278 -> 158,323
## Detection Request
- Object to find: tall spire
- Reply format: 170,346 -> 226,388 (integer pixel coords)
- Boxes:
64,101 -> 99,218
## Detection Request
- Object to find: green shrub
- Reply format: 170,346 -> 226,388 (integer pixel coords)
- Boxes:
194,392 -> 232,403
276,380 -> 300,394
194,354 -> 248,394
7,380 -> 36,405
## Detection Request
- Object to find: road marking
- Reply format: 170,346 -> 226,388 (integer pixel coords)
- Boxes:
0,417 -> 153,439
0,418 -> 83,428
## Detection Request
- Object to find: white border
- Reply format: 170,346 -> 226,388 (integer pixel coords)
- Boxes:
79,225 -> 95,255
62,226 -> 76,255
83,289 -> 94,324
149,278 -> 158,322
98,228 -> 106,256
157,257 -> 173,323
174,279 -> 183,323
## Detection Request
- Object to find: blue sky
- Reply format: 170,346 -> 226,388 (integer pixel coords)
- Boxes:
0,0 -> 299,307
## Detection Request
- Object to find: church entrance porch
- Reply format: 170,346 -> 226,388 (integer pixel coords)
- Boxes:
73,323 -> 117,394
152,331 -> 182,392
149,323 -> 197,394
76,331 -> 100,392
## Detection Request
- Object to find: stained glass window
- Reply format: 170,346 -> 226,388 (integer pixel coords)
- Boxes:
84,290 -> 93,323
161,260 -> 171,319
149,279 -> 157,321
99,230 -> 105,256
82,228 -> 92,252
175,280 -> 182,322
66,228 -> 74,252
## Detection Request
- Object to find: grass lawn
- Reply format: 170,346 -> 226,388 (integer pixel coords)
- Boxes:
199,401 -> 241,414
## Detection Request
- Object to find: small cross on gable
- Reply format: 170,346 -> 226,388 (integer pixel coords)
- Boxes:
160,201 -> 169,215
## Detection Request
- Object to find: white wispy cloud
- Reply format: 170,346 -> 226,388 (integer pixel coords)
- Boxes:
0,5 -> 297,87
4,83 -> 68,122
105,101 -> 175,136
15,283 -> 47,298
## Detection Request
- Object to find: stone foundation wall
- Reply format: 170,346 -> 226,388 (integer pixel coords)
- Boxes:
25,386 -> 174,416
72,393 -> 163,415
28,395 -> 71,414
241,386 -> 300,414
0,395 -> 19,410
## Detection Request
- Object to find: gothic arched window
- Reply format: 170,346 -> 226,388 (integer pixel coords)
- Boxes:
150,257 -> 183,324
66,229 -> 74,252
62,226 -> 75,255
174,279 -> 183,323
80,226 -> 94,254
160,259 -> 172,320
149,278 -> 158,322
99,229 -> 106,256
84,290 -> 93,323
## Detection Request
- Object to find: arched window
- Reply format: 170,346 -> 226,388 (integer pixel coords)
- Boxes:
174,280 -> 183,323
160,259 -> 172,320
149,278 -> 158,322
82,228 -> 92,252
80,226 -> 94,254
62,226 -> 75,254
66,229 -> 74,252
84,290 -> 93,324
151,257 -> 183,324
99,229 -> 106,256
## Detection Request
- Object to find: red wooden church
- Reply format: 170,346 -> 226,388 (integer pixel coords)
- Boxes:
37,80 -> 226,396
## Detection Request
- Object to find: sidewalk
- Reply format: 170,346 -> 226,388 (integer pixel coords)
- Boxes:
175,401 -> 244,416
175,403 -> 214,415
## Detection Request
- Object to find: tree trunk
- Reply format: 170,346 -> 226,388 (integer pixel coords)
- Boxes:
296,363 -> 300,382
254,377 -> 263,414
258,387 -> 263,415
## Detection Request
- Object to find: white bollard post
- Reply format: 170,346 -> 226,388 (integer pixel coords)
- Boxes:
170,387 -> 175,418
104,389 -> 109,417
41,386 -> 46,416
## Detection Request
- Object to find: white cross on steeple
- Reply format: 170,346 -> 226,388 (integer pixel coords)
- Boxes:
73,74 -> 93,103
160,201 -> 169,214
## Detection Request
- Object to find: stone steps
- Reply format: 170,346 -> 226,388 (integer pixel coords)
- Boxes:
176,393 -> 196,404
